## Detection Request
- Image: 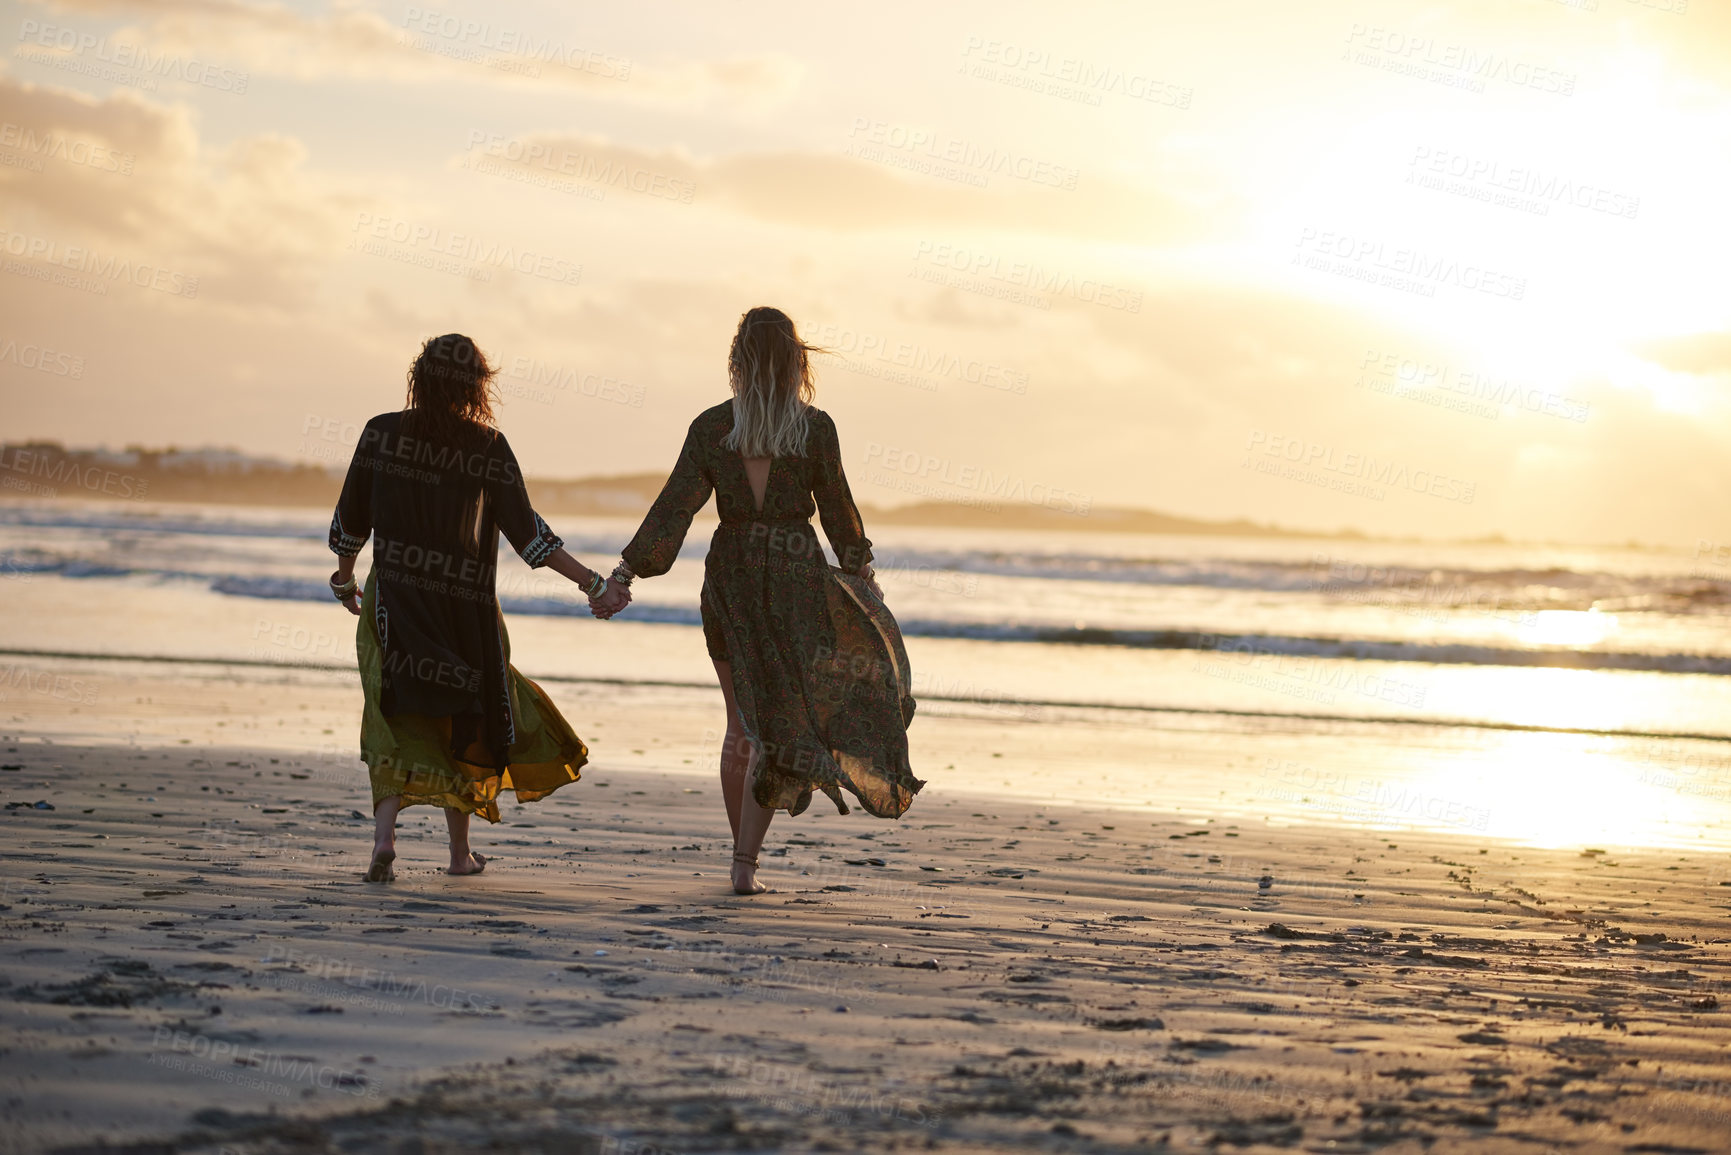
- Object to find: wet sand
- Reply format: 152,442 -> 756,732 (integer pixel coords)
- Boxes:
2,656 -> 1730,1154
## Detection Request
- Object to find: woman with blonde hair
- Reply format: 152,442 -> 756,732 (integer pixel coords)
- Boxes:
329,333 -> 615,882
596,307 -> 922,893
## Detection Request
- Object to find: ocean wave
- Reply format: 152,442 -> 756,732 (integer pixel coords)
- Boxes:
6,554 -> 1724,671
6,504 -> 1726,611
194,568 -> 1731,676
867,545 -> 1731,610
887,622 -> 1731,676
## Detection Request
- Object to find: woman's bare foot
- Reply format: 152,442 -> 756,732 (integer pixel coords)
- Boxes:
368,797 -> 402,883
447,851 -> 487,876
363,848 -> 396,883
731,852 -> 767,895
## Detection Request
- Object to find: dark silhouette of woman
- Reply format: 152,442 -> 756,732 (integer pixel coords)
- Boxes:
329,333 -> 616,881
596,308 -> 922,893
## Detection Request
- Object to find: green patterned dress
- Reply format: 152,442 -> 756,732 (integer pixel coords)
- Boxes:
622,401 -> 922,818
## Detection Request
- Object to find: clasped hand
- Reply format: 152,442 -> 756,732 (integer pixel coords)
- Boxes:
589,581 -> 631,620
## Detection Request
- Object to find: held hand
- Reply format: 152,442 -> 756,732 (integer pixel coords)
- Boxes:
589,583 -> 631,620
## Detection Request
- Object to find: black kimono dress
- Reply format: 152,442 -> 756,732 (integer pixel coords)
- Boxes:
329,411 -> 586,822
622,401 -> 922,818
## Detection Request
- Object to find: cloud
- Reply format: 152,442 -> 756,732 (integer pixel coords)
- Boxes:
1634,332 -> 1731,378
22,0 -> 804,105
0,74 -> 360,309
0,74 -> 195,234
456,131 -> 1210,244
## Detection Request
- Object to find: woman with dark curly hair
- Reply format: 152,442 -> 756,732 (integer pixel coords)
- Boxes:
329,333 -> 615,882
594,307 -> 923,894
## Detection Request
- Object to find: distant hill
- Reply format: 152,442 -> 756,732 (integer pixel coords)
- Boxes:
530,472 -> 667,515
0,441 -> 339,506
863,500 -> 1324,538
0,441 -> 1338,539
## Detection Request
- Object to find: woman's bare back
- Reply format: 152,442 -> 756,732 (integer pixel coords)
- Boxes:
743,455 -> 772,513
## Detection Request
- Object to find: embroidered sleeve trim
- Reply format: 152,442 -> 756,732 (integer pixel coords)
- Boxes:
329,511 -> 366,557
519,512 -> 562,569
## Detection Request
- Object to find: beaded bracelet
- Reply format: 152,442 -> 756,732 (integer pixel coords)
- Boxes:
610,560 -> 635,588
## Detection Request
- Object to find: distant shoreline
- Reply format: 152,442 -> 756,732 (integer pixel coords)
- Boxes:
0,439 -> 1361,540
0,439 -> 1631,550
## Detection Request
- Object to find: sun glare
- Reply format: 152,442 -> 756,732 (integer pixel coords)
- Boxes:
1518,608 -> 1618,649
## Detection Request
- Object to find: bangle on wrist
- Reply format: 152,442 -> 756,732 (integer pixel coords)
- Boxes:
583,571 -> 607,599
610,560 -> 635,587
330,571 -> 359,602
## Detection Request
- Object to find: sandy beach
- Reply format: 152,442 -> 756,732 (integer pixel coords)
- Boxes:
8,0 -> 1731,1147
3,652 -> 1729,1154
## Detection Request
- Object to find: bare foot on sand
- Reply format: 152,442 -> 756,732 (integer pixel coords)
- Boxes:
448,851 -> 487,876
363,849 -> 396,883
731,852 -> 767,895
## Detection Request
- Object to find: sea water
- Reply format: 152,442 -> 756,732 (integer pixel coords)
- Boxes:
3,498 -> 1729,850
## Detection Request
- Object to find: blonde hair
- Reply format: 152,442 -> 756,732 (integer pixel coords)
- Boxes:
723,306 -> 818,458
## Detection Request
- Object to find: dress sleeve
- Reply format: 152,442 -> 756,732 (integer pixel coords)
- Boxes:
621,417 -> 714,579
489,432 -> 564,569
812,413 -> 873,575
328,421 -> 375,557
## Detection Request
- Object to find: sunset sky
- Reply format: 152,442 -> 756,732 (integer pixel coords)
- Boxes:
1,0 -> 1727,546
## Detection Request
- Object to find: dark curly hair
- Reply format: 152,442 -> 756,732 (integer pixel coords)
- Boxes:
403,333 -> 497,447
